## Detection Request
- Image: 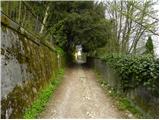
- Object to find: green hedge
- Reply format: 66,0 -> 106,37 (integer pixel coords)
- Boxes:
100,54 -> 159,97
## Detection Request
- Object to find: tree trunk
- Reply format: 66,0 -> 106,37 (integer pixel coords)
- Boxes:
40,5 -> 50,34
18,1 -> 22,24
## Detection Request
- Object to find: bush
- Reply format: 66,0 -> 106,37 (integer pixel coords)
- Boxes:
101,54 -> 159,97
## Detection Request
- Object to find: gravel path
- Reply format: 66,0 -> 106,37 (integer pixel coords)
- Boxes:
39,65 -> 131,119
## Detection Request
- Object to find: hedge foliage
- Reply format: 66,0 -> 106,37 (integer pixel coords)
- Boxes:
100,54 -> 159,97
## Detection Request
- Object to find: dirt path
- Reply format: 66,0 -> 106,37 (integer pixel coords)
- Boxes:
39,65 -> 131,119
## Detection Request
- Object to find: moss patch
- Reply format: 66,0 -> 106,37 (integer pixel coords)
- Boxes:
23,68 -> 64,119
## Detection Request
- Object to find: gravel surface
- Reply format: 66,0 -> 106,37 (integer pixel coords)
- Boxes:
39,65 -> 132,119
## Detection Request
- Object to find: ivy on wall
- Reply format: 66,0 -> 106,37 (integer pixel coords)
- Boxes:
100,54 -> 159,97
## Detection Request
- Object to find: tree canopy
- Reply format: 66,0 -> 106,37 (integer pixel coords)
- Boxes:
46,1 -> 112,53
1,1 -> 158,55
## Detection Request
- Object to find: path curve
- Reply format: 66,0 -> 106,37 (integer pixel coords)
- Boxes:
39,65 -> 131,119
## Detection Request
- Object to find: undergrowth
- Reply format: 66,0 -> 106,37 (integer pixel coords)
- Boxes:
95,71 -> 146,119
23,68 -> 64,119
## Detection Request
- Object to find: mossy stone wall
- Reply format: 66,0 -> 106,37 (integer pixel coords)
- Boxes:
1,24 -> 65,118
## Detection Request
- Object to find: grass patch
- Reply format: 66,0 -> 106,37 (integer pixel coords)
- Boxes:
23,68 -> 64,119
95,70 -> 145,118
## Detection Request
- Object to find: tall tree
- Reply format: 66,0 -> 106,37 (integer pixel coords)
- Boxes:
104,0 -> 158,54
145,36 -> 154,55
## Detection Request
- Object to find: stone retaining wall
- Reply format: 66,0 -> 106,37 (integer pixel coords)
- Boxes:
1,13 -> 65,118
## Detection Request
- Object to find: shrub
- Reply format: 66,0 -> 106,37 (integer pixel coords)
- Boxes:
101,54 -> 159,97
